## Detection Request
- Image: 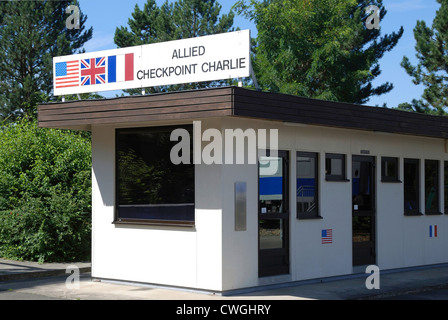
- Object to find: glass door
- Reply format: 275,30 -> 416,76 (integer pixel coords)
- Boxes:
352,155 -> 376,266
258,150 -> 289,277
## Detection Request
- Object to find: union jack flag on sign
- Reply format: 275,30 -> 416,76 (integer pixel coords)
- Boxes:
81,57 -> 106,86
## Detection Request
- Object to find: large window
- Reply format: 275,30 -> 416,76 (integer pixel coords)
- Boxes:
425,159 -> 440,214
403,158 -> 420,215
115,125 -> 195,225
297,152 -> 319,219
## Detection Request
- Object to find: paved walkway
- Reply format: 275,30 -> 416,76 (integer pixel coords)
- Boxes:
0,258 -> 91,281
0,258 -> 448,300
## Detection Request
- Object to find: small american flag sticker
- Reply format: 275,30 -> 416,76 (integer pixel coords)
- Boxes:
322,229 -> 333,244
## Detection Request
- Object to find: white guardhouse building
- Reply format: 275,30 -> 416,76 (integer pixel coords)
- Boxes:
38,86 -> 448,293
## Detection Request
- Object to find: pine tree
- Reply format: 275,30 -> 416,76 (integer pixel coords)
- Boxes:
0,0 -> 92,121
114,0 -> 235,94
235,0 -> 403,104
400,0 -> 448,115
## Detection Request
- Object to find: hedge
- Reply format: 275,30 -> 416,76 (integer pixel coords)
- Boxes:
0,119 -> 91,263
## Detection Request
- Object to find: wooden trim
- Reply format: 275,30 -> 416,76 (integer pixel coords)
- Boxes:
39,95 -> 231,114
232,87 -> 448,139
39,109 -> 231,128
38,87 -> 233,129
39,87 -> 233,111
40,102 -> 231,121
38,86 -> 448,140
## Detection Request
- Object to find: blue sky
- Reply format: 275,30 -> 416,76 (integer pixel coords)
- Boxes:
79,0 -> 441,107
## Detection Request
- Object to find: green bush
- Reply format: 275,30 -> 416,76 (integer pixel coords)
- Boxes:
0,119 -> 91,262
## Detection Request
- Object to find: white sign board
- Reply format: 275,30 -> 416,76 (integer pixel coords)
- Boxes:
53,30 -> 250,96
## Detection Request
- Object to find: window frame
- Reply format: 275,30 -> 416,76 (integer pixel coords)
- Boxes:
403,158 -> 422,216
296,151 -> 320,219
114,125 -> 195,227
325,153 -> 348,181
381,156 -> 401,183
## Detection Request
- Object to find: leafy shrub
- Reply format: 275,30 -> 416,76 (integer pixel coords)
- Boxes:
0,119 -> 91,262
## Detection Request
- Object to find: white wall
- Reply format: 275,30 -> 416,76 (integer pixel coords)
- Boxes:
91,121 -> 224,291
218,118 -> 448,290
91,117 -> 448,292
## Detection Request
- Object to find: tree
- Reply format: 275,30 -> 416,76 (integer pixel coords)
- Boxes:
0,0 -> 93,121
235,0 -> 403,104
114,0 -> 235,93
400,0 -> 448,115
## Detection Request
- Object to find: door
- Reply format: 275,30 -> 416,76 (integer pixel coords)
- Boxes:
352,155 -> 376,266
258,150 -> 289,277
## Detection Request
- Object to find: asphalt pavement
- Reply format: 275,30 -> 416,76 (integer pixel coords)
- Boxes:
1,258 -> 448,300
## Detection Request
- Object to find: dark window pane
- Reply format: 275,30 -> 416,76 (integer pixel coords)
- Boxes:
116,126 -> 194,223
404,159 -> 419,215
325,153 -> 345,181
352,159 -> 374,211
381,157 -> 399,182
425,160 -> 439,214
259,219 -> 287,250
445,161 -> 448,213
353,216 -> 373,242
259,154 -> 286,214
297,152 -> 318,217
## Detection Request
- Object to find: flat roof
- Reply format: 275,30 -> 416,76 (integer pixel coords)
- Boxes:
38,86 -> 448,139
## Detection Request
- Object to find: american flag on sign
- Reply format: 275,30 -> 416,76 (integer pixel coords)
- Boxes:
81,57 -> 106,86
322,229 -> 333,244
55,60 -> 79,88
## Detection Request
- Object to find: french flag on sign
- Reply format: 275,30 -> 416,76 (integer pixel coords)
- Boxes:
108,53 -> 134,83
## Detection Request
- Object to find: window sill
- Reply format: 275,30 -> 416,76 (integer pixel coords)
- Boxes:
297,214 -> 323,220
112,218 -> 195,227
425,211 -> 443,216
325,178 -> 350,182
404,212 -> 424,216
381,179 -> 402,183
